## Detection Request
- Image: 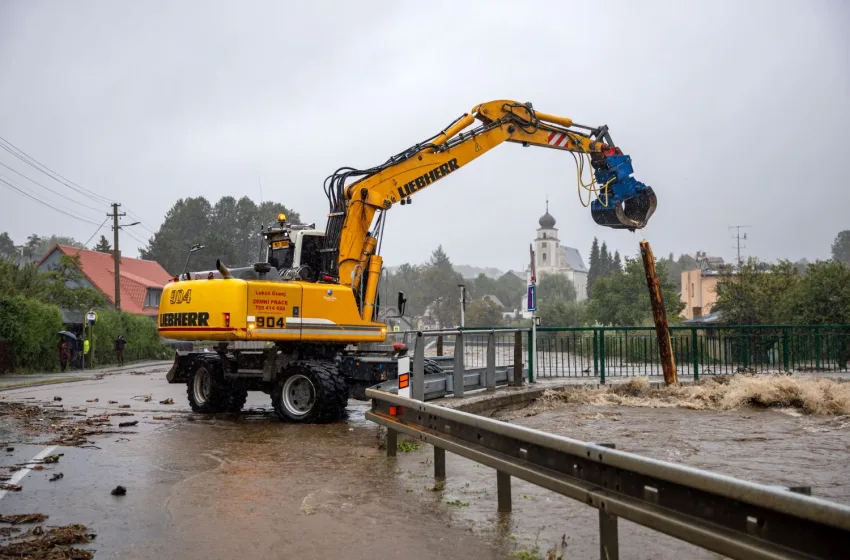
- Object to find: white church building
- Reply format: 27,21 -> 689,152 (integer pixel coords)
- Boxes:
521,203 -> 589,317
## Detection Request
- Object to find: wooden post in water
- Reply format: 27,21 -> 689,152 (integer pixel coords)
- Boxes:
639,240 -> 678,385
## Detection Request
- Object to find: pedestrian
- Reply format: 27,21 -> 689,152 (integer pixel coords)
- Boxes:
115,334 -> 127,366
58,338 -> 71,372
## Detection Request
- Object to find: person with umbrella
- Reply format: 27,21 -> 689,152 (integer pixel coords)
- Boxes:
58,336 -> 71,372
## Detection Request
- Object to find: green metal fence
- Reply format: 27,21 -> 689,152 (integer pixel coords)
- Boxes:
531,325 -> 850,380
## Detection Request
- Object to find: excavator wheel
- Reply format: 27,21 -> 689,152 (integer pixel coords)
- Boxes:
272,361 -> 348,424
224,381 -> 249,413
186,361 -> 228,413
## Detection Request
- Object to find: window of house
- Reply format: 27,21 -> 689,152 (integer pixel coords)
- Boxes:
543,233 -> 547,239
541,242 -> 547,248
144,288 -> 162,307
542,253 -> 547,263
690,283 -> 694,298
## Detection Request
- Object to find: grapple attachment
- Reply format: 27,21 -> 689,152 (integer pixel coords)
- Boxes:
590,152 -> 657,231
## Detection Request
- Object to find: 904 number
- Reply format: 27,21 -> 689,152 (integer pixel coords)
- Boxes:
257,316 -> 285,328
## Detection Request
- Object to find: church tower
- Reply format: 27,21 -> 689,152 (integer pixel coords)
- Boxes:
535,198 -> 560,274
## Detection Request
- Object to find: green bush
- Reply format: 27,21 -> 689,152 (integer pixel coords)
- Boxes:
0,295 -> 64,371
86,309 -> 172,367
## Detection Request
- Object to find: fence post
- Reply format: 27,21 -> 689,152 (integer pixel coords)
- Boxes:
497,470 -> 511,512
486,331 -> 496,391
593,329 -> 599,375
513,330 -> 524,385
783,328 -> 790,372
434,447 -> 446,480
527,329 -> 534,382
692,328 -> 699,382
600,330 -> 606,385
815,328 -> 821,370
453,331 -> 465,398
386,428 -> 397,457
412,332 -> 425,400
437,334 -> 444,357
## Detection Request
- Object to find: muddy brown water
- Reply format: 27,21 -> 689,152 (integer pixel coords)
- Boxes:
392,403 -> 850,559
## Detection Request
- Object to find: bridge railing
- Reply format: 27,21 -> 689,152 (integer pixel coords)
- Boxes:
367,387 -> 850,560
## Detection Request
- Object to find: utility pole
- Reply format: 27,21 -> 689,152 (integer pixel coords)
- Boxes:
728,225 -> 752,268
458,284 -> 466,328
108,203 -> 139,311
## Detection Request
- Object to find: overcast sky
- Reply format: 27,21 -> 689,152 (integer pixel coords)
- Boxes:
1,0 -> 848,271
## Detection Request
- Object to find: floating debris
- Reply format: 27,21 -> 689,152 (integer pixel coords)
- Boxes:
111,485 -> 126,496
0,527 -> 20,537
53,397 -> 62,402
0,523 -> 95,559
159,398 -> 174,405
49,473 -> 64,482
5,447 -> 13,452
118,405 -> 131,409
107,400 -> 118,404
152,416 -> 172,421
85,398 -> 99,403
0,483 -> 22,492
0,514 -> 48,525
118,421 -> 138,428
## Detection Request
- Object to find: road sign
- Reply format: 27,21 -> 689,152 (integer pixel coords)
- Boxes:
527,285 -> 536,311
86,310 -> 98,324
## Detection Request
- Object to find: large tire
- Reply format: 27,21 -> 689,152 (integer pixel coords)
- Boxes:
225,381 -> 248,413
272,361 -> 348,423
186,362 -> 228,413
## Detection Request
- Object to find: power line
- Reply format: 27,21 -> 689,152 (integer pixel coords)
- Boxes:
0,135 -> 161,233
0,162 -> 104,213
0,136 -> 113,204
0,177 -> 102,226
123,207 -> 157,235
76,217 -> 111,252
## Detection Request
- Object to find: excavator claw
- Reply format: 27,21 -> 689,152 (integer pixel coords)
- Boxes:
590,152 -> 657,231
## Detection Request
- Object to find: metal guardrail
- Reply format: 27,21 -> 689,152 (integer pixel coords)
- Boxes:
366,388 -> 850,559
386,329 -> 528,400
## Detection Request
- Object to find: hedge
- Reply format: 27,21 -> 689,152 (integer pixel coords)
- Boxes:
0,295 -> 64,372
0,296 -> 173,372
85,309 -> 173,367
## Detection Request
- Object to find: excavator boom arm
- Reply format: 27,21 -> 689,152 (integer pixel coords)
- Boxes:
320,100 -> 656,320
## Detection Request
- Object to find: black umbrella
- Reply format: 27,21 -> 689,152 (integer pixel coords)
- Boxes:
57,331 -> 77,341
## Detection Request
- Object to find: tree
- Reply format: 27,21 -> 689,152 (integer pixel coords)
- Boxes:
832,231 -> 850,264
0,232 -> 15,259
420,245 -> 465,328
586,237 -> 600,298
787,260 -> 850,325
465,297 -> 504,327
22,235 -> 83,258
42,254 -> 108,309
536,272 -> 577,303
599,242 -> 611,279
140,196 -> 300,274
93,235 -> 112,253
585,255 -> 684,326
712,259 -> 801,325
538,298 -> 585,327
612,251 -> 622,274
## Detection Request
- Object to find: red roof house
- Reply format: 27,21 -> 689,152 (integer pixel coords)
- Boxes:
38,245 -> 171,317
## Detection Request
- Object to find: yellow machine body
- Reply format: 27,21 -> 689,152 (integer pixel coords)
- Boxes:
158,277 -> 386,344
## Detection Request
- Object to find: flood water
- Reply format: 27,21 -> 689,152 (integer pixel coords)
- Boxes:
391,402 -> 850,559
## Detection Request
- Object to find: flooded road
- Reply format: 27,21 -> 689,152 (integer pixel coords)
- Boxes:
1,367 -> 848,559
0,367 -> 508,559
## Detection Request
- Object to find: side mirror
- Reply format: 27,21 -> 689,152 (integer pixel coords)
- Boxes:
397,291 -> 407,317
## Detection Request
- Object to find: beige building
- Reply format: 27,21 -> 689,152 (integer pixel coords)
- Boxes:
680,252 -> 728,320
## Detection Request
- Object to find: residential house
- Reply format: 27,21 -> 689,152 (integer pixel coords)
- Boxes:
680,251 -> 728,320
38,245 -> 172,323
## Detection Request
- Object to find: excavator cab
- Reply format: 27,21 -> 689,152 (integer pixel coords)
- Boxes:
589,151 -> 657,231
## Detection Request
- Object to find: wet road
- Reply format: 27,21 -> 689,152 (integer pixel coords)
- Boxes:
0,365 -> 508,559
2,365 -> 848,559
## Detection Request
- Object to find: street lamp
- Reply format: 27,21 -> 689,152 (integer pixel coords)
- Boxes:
182,244 -> 205,275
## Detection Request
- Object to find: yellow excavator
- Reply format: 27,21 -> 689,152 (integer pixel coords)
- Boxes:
158,99 -> 657,423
